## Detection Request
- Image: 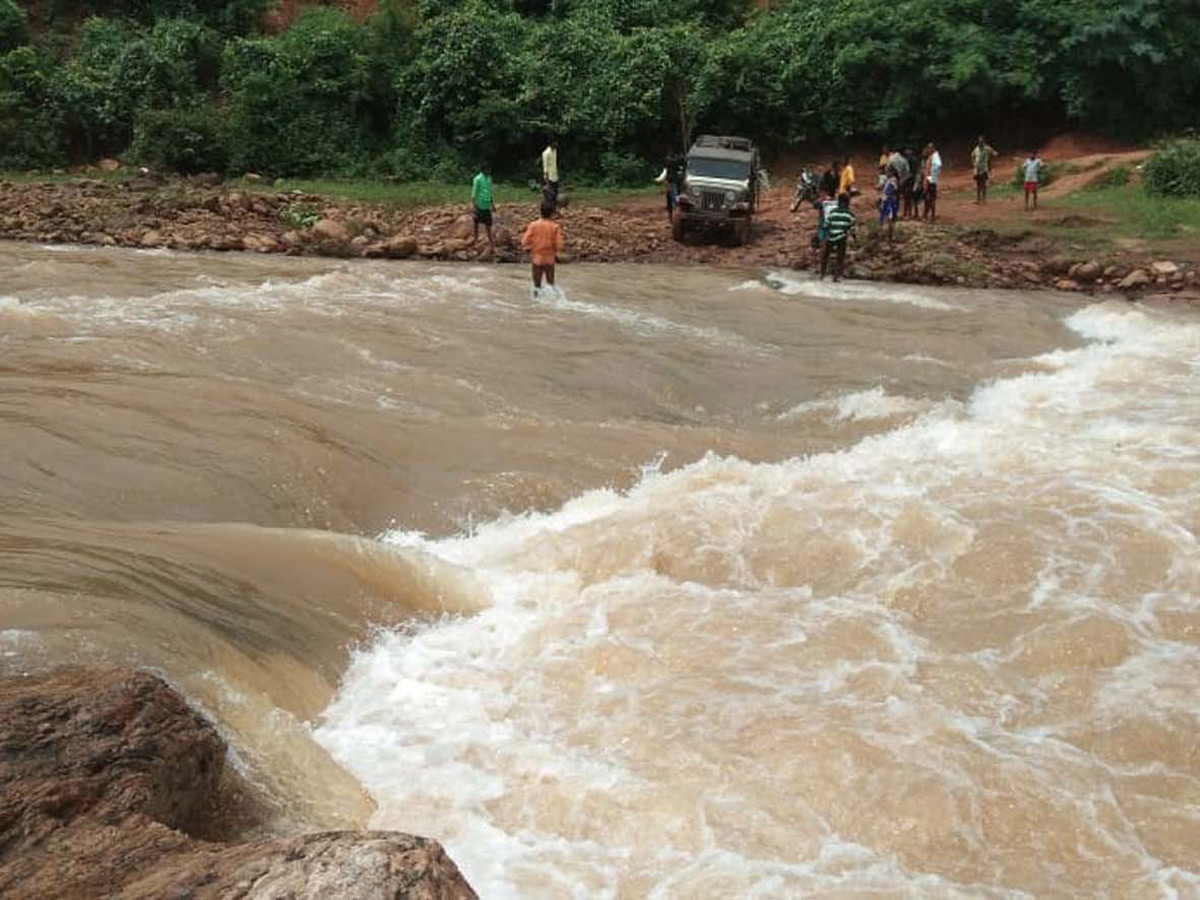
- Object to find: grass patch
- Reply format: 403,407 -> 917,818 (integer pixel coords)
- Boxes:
245,177 -> 656,209
0,169 -> 128,185
0,170 -> 657,209
1060,183 -> 1200,241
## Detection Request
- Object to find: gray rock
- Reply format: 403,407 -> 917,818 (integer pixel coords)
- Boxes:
1118,269 -> 1151,291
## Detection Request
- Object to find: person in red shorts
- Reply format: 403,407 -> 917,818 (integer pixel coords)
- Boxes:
521,201 -> 565,291
1023,150 -> 1045,211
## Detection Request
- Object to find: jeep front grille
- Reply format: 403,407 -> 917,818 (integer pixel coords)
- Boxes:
701,190 -> 725,211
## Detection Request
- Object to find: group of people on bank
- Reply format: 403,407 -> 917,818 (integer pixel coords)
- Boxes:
812,137 -> 1047,281
466,134 -> 1050,288
810,142 -> 947,280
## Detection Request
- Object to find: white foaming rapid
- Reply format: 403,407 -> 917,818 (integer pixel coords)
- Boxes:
764,270 -> 962,311
778,386 -> 944,422
315,303 -> 1200,898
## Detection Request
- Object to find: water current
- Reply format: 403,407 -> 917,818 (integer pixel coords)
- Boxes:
2,241 -> 1198,897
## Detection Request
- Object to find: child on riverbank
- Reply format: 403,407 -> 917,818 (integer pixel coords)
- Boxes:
1023,150 -> 1044,211
879,168 -> 899,242
522,201 -> 564,292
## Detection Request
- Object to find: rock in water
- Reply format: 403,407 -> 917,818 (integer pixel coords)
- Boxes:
1073,260 -> 1102,283
1118,269 -> 1151,291
312,218 -> 351,243
0,668 -> 478,900
123,832 -> 476,900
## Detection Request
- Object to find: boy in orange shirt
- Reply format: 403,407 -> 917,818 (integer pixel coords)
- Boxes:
521,201 -> 564,290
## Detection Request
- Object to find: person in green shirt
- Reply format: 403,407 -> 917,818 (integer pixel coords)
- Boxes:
820,193 -> 856,282
471,164 -> 495,256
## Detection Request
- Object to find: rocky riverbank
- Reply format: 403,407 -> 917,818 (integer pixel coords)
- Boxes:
0,175 -> 1197,301
0,668 -> 476,899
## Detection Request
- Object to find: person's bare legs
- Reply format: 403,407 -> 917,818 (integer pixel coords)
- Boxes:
1031,186 -> 1038,210
545,264 -> 556,286
832,241 -> 847,282
819,241 -> 831,279
532,265 -> 543,290
485,222 -> 494,258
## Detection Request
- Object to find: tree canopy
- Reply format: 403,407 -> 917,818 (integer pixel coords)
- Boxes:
1,0 -> 1197,178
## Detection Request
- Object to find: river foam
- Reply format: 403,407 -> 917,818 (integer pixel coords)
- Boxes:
315,303 -> 1200,897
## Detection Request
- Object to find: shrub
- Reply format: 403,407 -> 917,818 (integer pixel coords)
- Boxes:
0,0 -> 27,53
54,17 -> 137,159
279,201 -> 320,230
599,151 -> 651,187
1143,141 -> 1200,198
222,8 -> 390,176
1087,165 -> 1130,190
0,47 -> 66,167
131,104 -> 229,173
119,19 -> 222,108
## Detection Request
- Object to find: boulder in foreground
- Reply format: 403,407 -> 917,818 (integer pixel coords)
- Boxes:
0,668 -> 476,900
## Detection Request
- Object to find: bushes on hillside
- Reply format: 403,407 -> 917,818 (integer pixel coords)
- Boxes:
131,104 -> 229,173
222,9 -> 393,176
0,0 -> 28,52
1144,141 -> 1200,198
0,47 -> 65,167
3,0 -> 1200,182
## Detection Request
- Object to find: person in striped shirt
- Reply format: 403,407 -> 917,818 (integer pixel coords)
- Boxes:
820,193 -> 856,282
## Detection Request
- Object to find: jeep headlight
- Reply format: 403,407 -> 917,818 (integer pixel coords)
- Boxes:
725,191 -> 737,203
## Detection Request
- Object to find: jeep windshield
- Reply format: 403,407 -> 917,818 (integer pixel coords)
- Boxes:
687,157 -> 750,181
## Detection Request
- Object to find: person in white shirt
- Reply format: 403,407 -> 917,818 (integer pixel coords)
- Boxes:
654,153 -> 684,221
923,142 -> 943,221
541,139 -> 559,213
1023,150 -> 1045,211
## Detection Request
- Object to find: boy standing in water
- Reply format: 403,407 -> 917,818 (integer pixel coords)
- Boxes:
471,163 -> 495,256
1023,150 -> 1044,211
522,201 -> 564,292
820,193 -> 856,282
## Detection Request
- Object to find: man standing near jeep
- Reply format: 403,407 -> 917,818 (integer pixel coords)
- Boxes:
654,153 -> 685,221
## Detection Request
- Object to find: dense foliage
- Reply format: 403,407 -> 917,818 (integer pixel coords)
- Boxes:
1,0 -> 1198,179
1144,141 -> 1200,198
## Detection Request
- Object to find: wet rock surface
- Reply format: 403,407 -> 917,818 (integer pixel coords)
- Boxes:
0,668 -> 477,900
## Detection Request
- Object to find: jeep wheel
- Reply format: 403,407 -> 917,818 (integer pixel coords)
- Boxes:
733,220 -> 751,246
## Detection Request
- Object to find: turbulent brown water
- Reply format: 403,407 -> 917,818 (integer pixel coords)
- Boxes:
3,240 -> 1199,897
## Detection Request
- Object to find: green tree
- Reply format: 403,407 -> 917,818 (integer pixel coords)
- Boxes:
0,47 -> 66,166
0,0 -> 28,53
223,8 -> 391,176
54,17 -> 136,159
